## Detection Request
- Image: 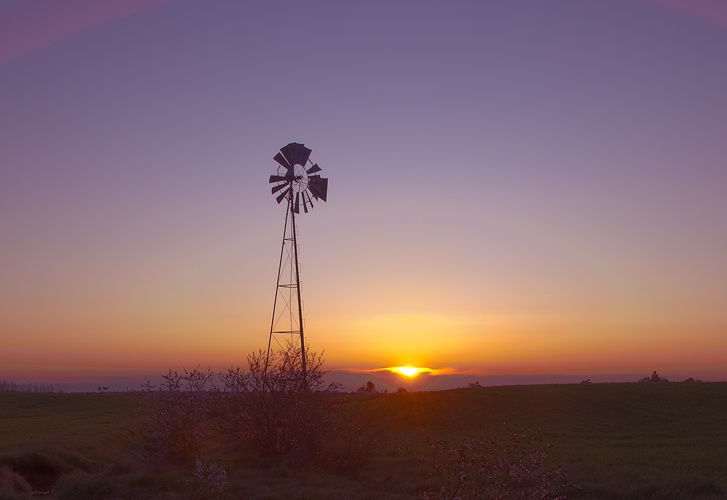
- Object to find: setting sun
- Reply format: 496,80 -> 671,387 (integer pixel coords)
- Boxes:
392,364 -> 427,378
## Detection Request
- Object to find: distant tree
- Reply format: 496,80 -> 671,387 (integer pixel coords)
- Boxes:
467,381 -> 482,389
0,380 -> 67,393
639,370 -> 669,383
358,380 -> 376,393
396,387 -> 408,393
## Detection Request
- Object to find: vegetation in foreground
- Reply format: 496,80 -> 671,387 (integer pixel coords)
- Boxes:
1,371 -> 726,499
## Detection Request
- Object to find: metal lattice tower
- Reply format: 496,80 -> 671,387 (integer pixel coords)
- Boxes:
266,143 -> 328,388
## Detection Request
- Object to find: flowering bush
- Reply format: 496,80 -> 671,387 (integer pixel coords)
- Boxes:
413,430 -> 571,500
184,456 -> 228,500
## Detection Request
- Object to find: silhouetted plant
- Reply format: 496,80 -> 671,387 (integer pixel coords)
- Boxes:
140,367 -> 214,464
639,371 -> 669,383
412,430 -> 571,500
358,380 -> 376,393
214,341 -> 338,463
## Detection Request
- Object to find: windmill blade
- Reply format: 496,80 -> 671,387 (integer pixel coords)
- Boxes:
302,191 -> 312,213
276,187 -> 291,204
308,176 -> 328,202
280,143 -> 312,167
305,191 -> 314,209
293,192 -> 300,214
269,175 -> 288,183
271,183 -> 287,194
273,152 -> 292,170
306,163 -> 321,175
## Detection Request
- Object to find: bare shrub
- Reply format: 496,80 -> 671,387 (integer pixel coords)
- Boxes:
412,430 -> 571,500
324,406 -> 385,479
214,341 -> 339,463
140,367 -> 214,464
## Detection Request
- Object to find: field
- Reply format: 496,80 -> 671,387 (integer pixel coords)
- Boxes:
1,382 -> 726,499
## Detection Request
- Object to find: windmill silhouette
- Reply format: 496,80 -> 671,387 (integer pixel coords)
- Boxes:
266,143 -> 328,388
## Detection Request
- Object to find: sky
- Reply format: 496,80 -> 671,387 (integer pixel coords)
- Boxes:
1,0 -> 726,391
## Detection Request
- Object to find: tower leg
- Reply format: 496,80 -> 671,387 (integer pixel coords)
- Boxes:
265,192 -> 307,392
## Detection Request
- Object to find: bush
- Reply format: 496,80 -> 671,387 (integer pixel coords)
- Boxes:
184,456 -> 228,500
139,343 -> 340,469
324,406 -> 385,479
214,341 -> 339,464
412,430 -> 571,500
140,367 -> 215,465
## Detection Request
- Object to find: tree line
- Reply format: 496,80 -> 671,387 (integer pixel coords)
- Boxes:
0,380 -> 67,393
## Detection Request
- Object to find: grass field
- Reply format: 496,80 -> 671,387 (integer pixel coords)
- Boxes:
1,382 -> 726,499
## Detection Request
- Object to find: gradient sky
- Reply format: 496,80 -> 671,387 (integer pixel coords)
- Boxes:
2,0 -> 726,390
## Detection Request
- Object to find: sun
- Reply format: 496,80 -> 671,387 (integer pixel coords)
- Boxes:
392,364 -> 427,378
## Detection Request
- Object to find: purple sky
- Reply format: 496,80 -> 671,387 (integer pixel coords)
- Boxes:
1,1 -> 726,391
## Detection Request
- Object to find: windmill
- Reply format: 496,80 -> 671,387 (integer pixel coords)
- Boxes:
266,142 -> 328,389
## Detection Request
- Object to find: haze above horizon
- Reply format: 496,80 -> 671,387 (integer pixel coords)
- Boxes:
1,0 -> 726,390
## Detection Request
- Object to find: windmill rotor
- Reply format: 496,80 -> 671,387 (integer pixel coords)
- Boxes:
269,142 -> 328,213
